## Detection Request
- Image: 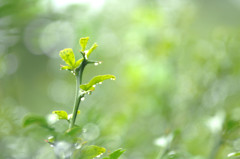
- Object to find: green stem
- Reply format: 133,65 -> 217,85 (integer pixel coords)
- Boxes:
156,145 -> 169,159
69,60 -> 86,129
208,133 -> 222,159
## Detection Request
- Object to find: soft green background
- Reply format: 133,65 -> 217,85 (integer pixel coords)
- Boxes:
1,0 -> 240,158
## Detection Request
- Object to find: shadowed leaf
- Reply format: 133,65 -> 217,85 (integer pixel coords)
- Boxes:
23,115 -> 51,130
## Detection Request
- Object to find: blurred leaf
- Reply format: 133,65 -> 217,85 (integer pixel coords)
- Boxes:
80,75 -> 116,91
65,126 -> 82,137
103,148 -> 126,159
52,110 -> 68,120
79,145 -> 106,159
228,152 -> 240,157
86,43 -> 98,59
59,48 -> 75,68
80,37 -> 89,52
23,115 -> 51,130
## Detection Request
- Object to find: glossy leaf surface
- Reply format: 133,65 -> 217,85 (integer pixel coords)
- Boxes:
52,110 -> 68,120
228,152 -> 240,157
80,75 -> 116,91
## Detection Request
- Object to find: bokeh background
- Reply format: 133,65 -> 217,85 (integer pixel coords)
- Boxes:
1,0 -> 240,158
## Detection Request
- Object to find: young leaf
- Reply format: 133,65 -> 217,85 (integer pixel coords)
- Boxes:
103,149 -> 125,159
80,37 -> 89,52
59,48 -> 75,69
86,43 -> 98,59
52,110 -> 68,120
109,149 -> 125,159
60,65 -> 72,70
80,145 -> 106,159
23,115 -> 50,129
80,75 -> 116,91
75,58 -> 83,68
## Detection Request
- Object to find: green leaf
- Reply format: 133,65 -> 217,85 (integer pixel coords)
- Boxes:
80,145 -> 106,159
65,126 -> 82,137
52,110 -> 68,120
80,75 -> 116,91
59,48 -> 75,68
75,58 -> 83,68
103,149 -> 125,159
60,65 -> 72,70
23,115 -> 50,129
86,43 -> 98,59
109,149 -> 125,159
228,152 -> 240,157
80,37 -> 89,52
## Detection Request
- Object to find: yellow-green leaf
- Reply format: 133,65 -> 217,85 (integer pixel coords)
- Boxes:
60,65 -> 72,70
52,110 -> 68,120
80,37 -> 89,52
80,75 -> 116,91
80,145 -> 106,159
75,58 -> 83,68
86,43 -> 98,59
59,48 -> 75,68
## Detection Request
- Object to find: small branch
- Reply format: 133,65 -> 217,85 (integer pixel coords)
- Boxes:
69,60 -> 87,129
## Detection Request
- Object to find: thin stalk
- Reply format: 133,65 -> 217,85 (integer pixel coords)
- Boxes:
156,144 -> 170,159
69,61 -> 86,128
208,133 -> 222,159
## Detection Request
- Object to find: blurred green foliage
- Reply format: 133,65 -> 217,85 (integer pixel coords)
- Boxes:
1,0 -> 240,158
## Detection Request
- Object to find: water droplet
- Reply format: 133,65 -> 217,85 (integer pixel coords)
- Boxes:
98,61 -> 102,64
47,114 -> 58,124
93,85 -> 96,87
94,63 -> 99,66
82,123 -> 100,141
48,136 -> 54,141
68,114 -> 73,120
75,143 -> 81,149
110,78 -> 115,80
95,153 -> 103,158
81,97 -> 85,101
99,82 -> 102,84
54,141 -> 73,158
